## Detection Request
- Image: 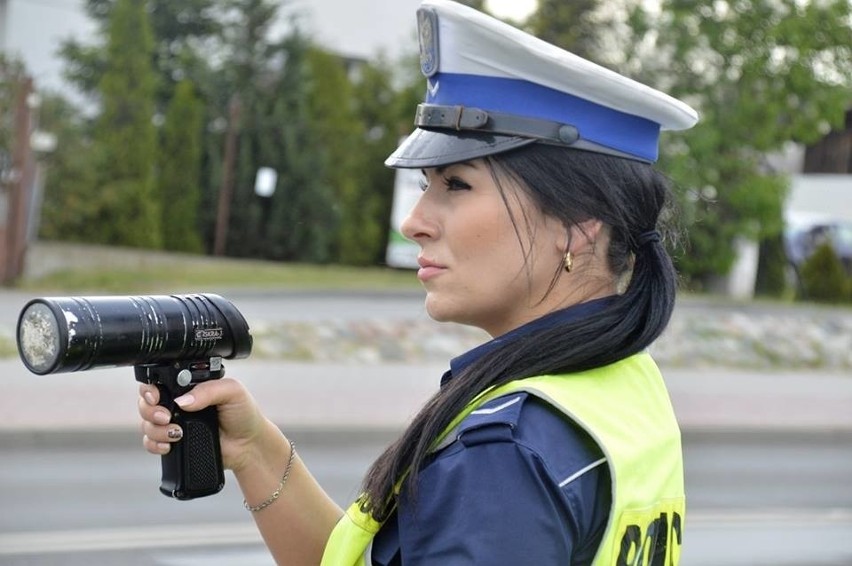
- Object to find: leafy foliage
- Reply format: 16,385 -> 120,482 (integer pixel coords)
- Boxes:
36,95 -> 101,242
623,0 -> 852,289
38,0 -> 851,285
348,57 -> 423,265
754,233 -> 788,297
61,0 -> 221,108
799,242 -> 851,303
159,80 -> 204,252
248,31 -> 341,263
304,48 -> 364,263
92,0 -> 161,248
526,0 -> 602,58
33,0 -> 548,269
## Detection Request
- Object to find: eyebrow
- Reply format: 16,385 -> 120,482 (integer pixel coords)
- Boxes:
423,161 -> 478,177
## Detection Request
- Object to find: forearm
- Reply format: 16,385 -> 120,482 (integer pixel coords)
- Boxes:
235,419 -> 343,566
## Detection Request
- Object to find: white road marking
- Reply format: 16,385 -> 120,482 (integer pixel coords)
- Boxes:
0,523 -> 262,555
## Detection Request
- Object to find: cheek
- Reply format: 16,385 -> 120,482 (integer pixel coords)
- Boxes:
454,226 -> 510,274
454,221 -> 527,293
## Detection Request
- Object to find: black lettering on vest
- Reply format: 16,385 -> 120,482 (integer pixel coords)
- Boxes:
617,510 -> 684,566
668,511 -> 683,566
671,512 -> 682,546
647,513 -> 668,566
617,525 -> 642,566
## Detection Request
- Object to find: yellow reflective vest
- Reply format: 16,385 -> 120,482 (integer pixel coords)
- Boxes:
321,352 -> 684,565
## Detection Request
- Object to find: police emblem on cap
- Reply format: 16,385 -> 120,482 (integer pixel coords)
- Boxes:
417,7 -> 439,77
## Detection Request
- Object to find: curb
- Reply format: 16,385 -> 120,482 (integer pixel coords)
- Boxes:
3,424 -> 850,451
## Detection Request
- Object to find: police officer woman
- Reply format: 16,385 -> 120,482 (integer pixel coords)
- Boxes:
139,1 -> 697,564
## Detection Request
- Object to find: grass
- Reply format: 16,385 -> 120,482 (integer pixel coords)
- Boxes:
18,256 -> 422,294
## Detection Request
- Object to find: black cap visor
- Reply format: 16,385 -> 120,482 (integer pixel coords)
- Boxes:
385,128 -> 537,169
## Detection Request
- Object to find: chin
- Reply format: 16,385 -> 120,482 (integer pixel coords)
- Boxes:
424,294 -> 484,330
423,294 -> 459,324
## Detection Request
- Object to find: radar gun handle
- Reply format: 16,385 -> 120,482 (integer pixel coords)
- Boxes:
135,360 -> 226,500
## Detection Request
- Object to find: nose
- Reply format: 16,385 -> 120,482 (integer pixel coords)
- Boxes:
401,192 -> 437,242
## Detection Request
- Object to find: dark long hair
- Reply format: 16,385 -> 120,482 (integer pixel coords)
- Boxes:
360,144 -> 679,521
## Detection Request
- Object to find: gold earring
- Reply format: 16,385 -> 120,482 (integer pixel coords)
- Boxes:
563,251 -> 573,273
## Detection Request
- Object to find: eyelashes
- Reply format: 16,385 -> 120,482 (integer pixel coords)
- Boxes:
444,176 -> 472,191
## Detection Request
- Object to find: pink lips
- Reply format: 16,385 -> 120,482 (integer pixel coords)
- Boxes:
416,257 -> 447,281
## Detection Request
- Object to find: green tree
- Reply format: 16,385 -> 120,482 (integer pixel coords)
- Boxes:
93,0 -> 160,248
624,0 -> 852,289
214,0 -> 301,259
800,242 -> 850,303
351,55 -> 424,265
754,233 -> 788,297
61,0 -> 221,109
158,80 -> 204,252
305,48 -> 368,264
59,0 -> 226,251
527,0 -> 603,58
259,32 -> 339,262
36,95 -> 101,242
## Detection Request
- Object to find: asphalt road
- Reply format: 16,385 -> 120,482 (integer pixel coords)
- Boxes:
1,429 -> 851,566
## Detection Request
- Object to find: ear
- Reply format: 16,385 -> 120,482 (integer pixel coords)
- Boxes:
565,219 -> 605,253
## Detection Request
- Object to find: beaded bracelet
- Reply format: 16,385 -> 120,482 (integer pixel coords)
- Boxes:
244,439 -> 296,513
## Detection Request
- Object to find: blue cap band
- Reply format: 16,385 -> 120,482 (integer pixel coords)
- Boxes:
426,72 -> 662,162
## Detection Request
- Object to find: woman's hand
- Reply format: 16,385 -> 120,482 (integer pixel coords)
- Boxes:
140,378 -> 344,565
138,377 -> 269,473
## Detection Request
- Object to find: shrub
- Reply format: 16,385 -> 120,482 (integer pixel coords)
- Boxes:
799,242 -> 850,303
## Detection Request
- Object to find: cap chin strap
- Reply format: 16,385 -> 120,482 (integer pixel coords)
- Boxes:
414,103 -> 648,163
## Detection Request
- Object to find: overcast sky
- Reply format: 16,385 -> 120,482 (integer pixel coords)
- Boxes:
4,0 -> 537,97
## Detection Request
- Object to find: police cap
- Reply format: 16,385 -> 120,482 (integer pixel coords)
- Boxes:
386,0 -> 699,169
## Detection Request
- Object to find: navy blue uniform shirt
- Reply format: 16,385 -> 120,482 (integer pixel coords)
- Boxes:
371,298 -> 614,565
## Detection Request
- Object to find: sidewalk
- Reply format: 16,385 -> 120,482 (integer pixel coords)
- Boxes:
3,359 -> 851,434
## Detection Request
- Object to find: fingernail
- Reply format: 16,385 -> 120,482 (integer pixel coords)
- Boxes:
174,394 -> 194,407
144,391 -> 156,405
167,428 -> 183,440
153,411 -> 171,425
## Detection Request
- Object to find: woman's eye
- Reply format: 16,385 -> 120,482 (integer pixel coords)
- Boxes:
443,176 -> 471,191
418,178 -> 428,192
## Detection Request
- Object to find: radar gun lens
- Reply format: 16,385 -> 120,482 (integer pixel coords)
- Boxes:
17,302 -> 63,374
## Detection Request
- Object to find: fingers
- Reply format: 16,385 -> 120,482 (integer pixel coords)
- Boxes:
138,384 -> 172,425
138,383 -> 181,455
138,383 -> 160,406
138,378 -> 256,458
142,431 -> 173,455
169,378 -> 249,412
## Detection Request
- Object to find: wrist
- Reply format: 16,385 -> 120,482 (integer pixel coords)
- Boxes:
244,438 -> 296,512
230,418 -> 289,476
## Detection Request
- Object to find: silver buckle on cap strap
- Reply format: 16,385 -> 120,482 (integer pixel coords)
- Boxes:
416,104 -> 488,130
